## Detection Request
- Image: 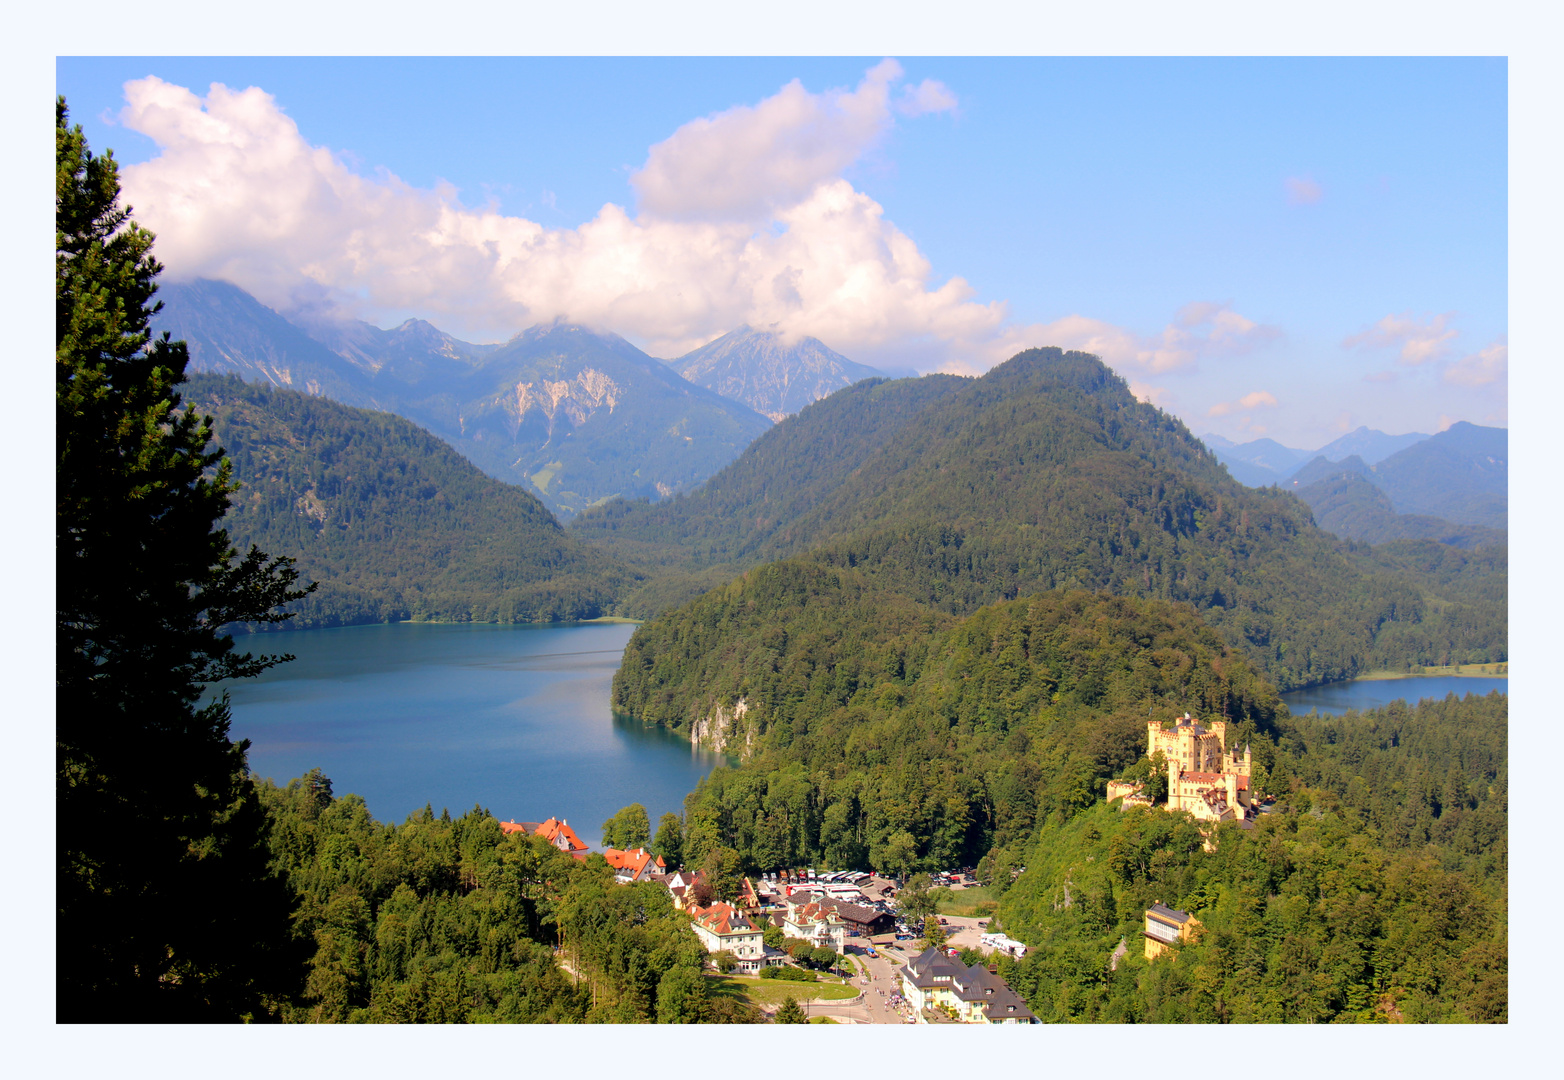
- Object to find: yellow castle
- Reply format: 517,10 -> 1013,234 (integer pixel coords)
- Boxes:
1109,713 -> 1254,822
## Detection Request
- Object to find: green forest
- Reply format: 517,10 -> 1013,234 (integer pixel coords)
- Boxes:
588,349 -> 1505,691
619,581 -> 1506,1022
253,774 -> 759,1023
987,692 -> 1507,1023
182,373 -> 633,628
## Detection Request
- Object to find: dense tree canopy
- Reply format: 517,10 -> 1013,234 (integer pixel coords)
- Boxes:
183,374 -> 632,629
257,779 -> 761,1023
56,99 -> 311,1020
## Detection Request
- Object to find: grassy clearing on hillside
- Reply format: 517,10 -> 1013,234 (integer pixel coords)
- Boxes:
1356,662 -> 1507,679
707,974 -> 859,1006
933,885 -> 1000,917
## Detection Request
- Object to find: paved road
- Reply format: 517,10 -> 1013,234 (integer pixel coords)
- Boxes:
800,950 -> 915,1024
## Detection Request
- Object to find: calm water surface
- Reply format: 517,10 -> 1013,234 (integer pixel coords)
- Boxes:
1281,675 -> 1507,717
214,621 -> 726,848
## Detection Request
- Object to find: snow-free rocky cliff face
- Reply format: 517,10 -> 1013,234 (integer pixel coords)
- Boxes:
672,325 -> 887,422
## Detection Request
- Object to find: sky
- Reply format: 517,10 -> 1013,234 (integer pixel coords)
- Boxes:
54,56 -> 1507,450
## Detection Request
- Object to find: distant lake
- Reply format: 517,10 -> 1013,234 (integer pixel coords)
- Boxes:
1280,675 -> 1507,717
214,621 -> 727,849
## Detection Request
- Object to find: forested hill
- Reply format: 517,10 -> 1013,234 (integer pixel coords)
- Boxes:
606,349 -> 1505,692
183,374 -> 632,629
616,583 -> 1507,1022
569,374 -> 969,612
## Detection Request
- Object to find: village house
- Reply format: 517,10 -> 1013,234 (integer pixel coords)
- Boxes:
786,891 -> 894,939
499,817 -> 591,860
899,946 -> 1037,1024
686,901 -> 779,974
601,846 -> 666,884
664,869 -> 705,910
1143,902 -> 1200,960
782,894 -> 847,952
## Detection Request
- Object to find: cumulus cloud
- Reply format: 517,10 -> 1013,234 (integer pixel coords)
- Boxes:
1342,311 -> 1459,365
117,70 -> 1020,359
1207,390 -> 1279,418
110,68 -> 1277,384
1443,336 -> 1507,386
1285,176 -> 1323,205
631,58 -> 907,222
994,302 -> 1277,378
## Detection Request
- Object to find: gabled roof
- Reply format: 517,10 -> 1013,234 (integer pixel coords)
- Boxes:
690,901 -> 758,937
603,846 -> 666,881
535,817 -> 589,854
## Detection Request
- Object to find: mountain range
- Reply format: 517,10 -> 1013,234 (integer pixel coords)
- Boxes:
153,280 -> 902,519
1202,425 -> 1433,486
1205,422 -> 1507,539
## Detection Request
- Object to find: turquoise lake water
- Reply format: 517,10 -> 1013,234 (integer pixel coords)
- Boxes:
214,621 -> 726,849
1280,675 -> 1507,716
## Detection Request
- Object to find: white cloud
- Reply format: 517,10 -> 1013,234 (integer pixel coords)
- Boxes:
630,58 -> 908,222
1285,176 -> 1323,205
1342,311 -> 1459,365
1443,336 -> 1507,386
1207,390 -> 1279,417
117,70 -> 1019,360
1128,380 -> 1170,407
110,70 -> 1282,387
991,302 -> 1277,377
895,78 -> 958,117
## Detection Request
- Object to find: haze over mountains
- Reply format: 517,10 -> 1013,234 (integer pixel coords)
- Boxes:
1202,426 -> 1433,486
671,325 -> 888,422
1203,421 -> 1507,546
155,281 -> 771,518
155,280 -> 910,519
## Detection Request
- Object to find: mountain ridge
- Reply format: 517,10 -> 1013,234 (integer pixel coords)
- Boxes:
153,280 -> 773,518
671,324 -> 888,421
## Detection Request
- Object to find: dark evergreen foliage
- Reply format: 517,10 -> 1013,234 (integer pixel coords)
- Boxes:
57,100 -> 311,1020
258,778 -> 757,1023
593,349 -> 1505,689
181,373 -> 632,630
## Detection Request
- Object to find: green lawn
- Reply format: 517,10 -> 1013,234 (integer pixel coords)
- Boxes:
707,974 -> 860,1007
933,885 -> 1000,917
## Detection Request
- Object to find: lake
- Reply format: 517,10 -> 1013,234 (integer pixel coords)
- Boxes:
1280,675 -> 1507,717
214,621 -> 727,849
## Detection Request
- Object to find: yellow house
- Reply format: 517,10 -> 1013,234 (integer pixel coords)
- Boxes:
1143,902 -> 1200,960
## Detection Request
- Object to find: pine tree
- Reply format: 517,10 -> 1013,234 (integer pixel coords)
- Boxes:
774,995 -> 808,1023
56,98 -> 313,1020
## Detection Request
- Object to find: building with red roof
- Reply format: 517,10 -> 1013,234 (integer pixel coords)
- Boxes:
602,846 -> 666,883
687,901 -> 777,974
497,817 -> 590,860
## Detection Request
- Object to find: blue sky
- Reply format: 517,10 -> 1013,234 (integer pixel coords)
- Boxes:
55,56 -> 1507,449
